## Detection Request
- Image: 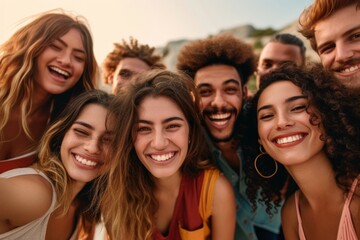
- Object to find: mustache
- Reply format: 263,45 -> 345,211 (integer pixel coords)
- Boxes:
203,107 -> 237,115
331,58 -> 360,72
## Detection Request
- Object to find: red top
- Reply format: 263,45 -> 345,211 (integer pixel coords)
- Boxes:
154,171 -> 205,240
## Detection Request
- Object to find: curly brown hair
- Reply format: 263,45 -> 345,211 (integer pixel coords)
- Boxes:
176,34 -> 255,86
243,64 -> 360,214
298,0 -> 360,52
102,37 -> 164,83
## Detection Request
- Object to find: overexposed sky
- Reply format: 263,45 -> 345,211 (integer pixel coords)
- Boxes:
0,0 -> 313,64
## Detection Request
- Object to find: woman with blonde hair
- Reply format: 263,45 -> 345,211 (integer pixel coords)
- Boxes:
0,89 -> 114,239
101,69 -> 235,240
0,10 -> 97,173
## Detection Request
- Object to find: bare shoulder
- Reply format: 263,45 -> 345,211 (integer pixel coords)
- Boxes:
281,193 -> 299,239
0,174 -> 53,226
211,174 -> 236,240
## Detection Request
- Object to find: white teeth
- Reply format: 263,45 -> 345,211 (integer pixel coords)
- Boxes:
213,120 -> 227,126
341,65 -> 359,73
209,113 -> 231,120
150,152 -> 175,162
276,134 -> 303,144
49,66 -> 70,78
75,154 -> 97,166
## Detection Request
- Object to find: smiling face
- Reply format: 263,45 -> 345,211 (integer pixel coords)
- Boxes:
314,4 -> 360,89
34,28 -> 86,98
133,96 -> 189,180
257,81 -> 325,166
195,64 -> 245,143
112,57 -> 150,93
61,103 -> 113,185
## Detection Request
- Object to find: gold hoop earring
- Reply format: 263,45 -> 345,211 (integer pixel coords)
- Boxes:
254,145 -> 278,179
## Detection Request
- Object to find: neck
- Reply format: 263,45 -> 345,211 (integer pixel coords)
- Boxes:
288,152 -> 343,208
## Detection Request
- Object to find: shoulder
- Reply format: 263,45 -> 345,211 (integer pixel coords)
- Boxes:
281,193 -> 299,239
0,170 -> 53,226
213,172 -> 235,207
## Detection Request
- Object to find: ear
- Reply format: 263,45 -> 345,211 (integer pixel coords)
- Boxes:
258,138 -> 263,146
243,85 -> 248,98
107,73 -> 114,84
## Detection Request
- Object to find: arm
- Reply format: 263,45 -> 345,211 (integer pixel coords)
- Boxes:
211,174 -> 236,240
0,174 -> 53,228
281,194 -> 299,240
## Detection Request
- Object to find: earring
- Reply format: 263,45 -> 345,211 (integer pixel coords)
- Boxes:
254,145 -> 278,179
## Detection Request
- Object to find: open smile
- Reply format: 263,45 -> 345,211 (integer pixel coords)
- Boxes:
272,133 -> 307,146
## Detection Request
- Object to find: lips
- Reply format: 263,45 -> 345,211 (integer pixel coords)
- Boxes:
149,151 -> 175,162
48,66 -> 71,80
272,133 -> 307,146
207,112 -> 232,127
74,154 -> 99,167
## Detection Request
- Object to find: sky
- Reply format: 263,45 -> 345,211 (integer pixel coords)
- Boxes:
0,0 -> 313,64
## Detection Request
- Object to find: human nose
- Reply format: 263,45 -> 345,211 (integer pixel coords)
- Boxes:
335,43 -> 354,63
210,91 -> 226,108
151,130 -> 168,149
276,113 -> 294,129
84,138 -> 101,154
57,50 -> 72,66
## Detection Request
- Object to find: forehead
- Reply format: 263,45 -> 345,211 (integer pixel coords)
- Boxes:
138,96 -> 185,119
315,4 -> 360,45
259,81 -> 302,105
194,64 -> 241,87
116,57 -> 150,72
76,103 -> 108,124
259,42 -> 302,62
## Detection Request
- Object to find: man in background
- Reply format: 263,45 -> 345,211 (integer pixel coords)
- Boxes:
102,37 -> 164,93
255,33 -> 306,89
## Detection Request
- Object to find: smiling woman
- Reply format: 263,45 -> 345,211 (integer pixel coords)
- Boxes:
101,69 -> 236,240
244,64 -> 360,239
0,89 -> 114,239
0,9 -> 97,173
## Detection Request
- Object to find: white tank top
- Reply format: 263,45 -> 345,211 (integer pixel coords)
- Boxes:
0,167 -> 57,240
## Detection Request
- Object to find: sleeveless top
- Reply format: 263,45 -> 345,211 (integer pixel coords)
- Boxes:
295,177 -> 359,240
154,168 -> 220,240
0,167 -> 57,240
0,151 -> 37,174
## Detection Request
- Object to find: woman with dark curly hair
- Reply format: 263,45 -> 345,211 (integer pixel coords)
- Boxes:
244,64 -> 360,239
101,69 -> 235,240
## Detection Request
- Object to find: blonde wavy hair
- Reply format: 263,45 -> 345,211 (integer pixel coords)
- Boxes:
35,90 -> 113,231
101,69 -> 212,239
0,10 -> 97,147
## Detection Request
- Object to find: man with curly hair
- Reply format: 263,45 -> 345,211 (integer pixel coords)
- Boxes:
299,0 -> 360,90
102,37 -> 165,93
177,34 -> 282,240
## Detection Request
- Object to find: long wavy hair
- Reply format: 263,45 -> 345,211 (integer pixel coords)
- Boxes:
244,64 -> 360,214
0,10 -> 97,147
35,90 -> 114,229
101,69 -> 212,239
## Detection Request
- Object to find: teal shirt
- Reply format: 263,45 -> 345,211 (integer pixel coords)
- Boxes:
208,139 -> 282,240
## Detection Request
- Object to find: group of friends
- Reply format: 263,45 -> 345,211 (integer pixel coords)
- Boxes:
0,0 -> 359,239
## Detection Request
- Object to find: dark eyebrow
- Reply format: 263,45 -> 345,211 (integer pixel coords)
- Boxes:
138,117 -> 185,125
197,79 -> 240,88
73,121 -> 113,134
73,121 -> 94,130
317,24 -> 360,51
257,95 -> 307,113
55,38 -> 86,55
